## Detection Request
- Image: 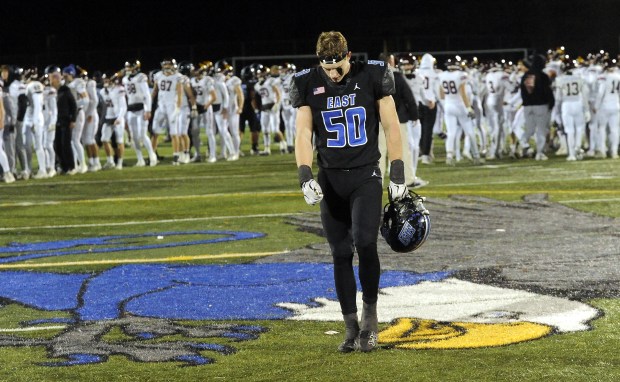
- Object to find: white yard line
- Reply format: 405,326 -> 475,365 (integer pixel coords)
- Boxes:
0,212 -> 305,231
0,190 -> 299,208
0,325 -> 67,333
0,173 -> 282,187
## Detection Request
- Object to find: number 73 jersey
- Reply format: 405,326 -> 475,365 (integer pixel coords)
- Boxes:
290,60 -> 395,169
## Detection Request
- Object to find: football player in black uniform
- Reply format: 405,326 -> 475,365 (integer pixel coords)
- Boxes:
291,31 -> 408,352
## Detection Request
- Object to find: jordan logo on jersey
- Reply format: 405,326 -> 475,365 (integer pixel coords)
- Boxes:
354,83 -> 360,90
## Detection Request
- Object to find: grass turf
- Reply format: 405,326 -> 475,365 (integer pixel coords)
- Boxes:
0,137 -> 618,381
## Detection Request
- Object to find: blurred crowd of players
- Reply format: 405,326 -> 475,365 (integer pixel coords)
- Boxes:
1,46 -> 619,184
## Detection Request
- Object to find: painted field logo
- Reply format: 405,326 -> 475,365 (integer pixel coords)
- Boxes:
0,232 -> 601,366
280,277 -> 599,349
0,230 -> 264,264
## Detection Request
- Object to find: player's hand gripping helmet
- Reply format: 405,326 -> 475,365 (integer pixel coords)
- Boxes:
380,191 -> 430,253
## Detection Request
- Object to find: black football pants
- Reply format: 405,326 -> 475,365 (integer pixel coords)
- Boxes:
418,103 -> 437,156
318,165 -> 383,315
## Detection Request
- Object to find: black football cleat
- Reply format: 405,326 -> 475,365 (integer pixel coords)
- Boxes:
359,330 -> 377,352
338,337 -> 359,353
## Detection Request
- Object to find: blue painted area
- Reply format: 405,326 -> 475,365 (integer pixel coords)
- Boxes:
41,354 -> 105,367
0,231 -> 265,264
0,271 -> 88,310
136,332 -> 157,340
0,263 -> 452,321
175,354 -> 213,366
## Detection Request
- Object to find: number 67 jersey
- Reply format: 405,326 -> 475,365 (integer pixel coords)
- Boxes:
290,60 -> 395,169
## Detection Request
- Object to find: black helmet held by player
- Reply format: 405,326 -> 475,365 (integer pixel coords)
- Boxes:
380,191 -> 431,253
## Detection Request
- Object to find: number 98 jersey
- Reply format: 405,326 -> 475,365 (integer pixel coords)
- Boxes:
290,60 -> 395,169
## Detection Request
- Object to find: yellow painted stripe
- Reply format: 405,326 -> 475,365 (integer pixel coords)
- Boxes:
0,251 -> 284,269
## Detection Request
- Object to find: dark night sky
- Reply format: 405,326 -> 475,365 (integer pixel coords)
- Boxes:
2,0 -> 620,72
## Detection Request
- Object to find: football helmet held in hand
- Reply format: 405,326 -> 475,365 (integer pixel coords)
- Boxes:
381,191 -> 430,253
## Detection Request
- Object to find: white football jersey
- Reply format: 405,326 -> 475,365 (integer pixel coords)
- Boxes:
123,72 -> 152,111
584,64 -> 603,102
153,71 -> 182,106
25,81 -> 44,125
226,75 -> 242,111
417,54 -> 439,104
556,73 -> 588,104
100,85 -> 127,120
179,75 -> 191,107
255,76 -> 280,105
85,79 -> 99,115
281,72 -> 298,108
213,74 -> 229,108
43,85 -> 58,125
8,80 -> 26,105
68,78 -> 89,109
190,75 -> 215,105
438,70 -> 468,105
595,71 -> 620,110
483,69 -> 510,100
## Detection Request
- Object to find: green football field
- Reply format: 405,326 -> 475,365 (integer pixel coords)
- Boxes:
0,137 -> 618,382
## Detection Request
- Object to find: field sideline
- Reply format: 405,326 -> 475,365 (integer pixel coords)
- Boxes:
0,138 -> 618,382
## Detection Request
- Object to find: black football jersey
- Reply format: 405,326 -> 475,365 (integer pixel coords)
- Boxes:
290,60 -> 395,169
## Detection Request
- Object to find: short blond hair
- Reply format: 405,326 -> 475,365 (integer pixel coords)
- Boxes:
316,31 -> 348,58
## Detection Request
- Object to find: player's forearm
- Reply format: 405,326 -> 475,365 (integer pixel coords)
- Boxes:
379,96 -> 403,162
294,107 -> 314,167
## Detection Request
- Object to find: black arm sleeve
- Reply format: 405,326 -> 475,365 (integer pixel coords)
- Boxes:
289,79 -> 305,108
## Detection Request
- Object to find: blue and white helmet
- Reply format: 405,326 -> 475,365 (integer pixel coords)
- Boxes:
381,191 -> 431,253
